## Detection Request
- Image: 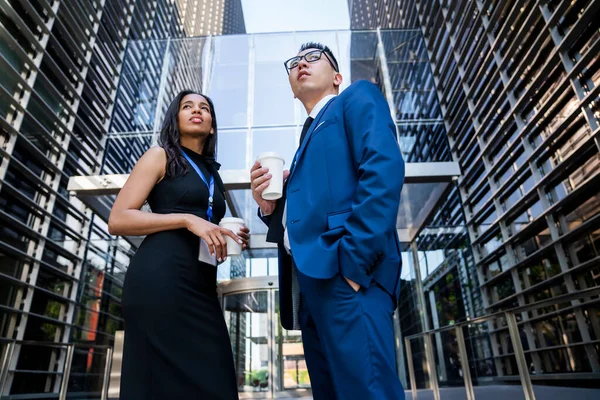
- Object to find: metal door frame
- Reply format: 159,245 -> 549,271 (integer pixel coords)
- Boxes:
218,277 -> 312,399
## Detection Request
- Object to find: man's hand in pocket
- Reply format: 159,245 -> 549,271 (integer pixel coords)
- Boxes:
344,276 -> 360,292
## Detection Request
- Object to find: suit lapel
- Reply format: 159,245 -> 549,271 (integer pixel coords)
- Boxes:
289,97 -> 337,179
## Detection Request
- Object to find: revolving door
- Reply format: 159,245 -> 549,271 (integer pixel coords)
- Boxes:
219,277 -> 311,399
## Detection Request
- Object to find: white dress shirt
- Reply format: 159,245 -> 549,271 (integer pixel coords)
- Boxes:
281,94 -> 336,253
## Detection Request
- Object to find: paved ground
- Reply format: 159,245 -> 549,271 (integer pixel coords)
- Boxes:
275,384 -> 600,399
404,385 -> 600,400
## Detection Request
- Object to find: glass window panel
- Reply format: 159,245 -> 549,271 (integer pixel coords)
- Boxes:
228,189 -> 267,237
486,259 -> 502,280
248,258 -> 268,277
252,127 -> 297,169
490,276 -> 515,304
23,313 -> 65,342
564,193 -> 600,233
349,31 -> 379,83
218,128 -> 247,170
253,33 -> 295,127
69,348 -> 111,393
210,36 -> 250,128
223,291 -> 270,393
36,267 -> 69,295
477,207 -> 497,235
9,370 -> 61,395
0,223 -> 32,253
570,228 -> 600,264
481,231 -> 503,255
253,62 -> 295,126
0,255 -> 24,280
0,37 -> 28,73
0,279 -> 22,309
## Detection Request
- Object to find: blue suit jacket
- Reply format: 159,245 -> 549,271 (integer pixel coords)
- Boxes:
262,80 -> 405,329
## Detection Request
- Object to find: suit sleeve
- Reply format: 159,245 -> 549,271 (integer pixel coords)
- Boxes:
258,207 -> 271,226
338,80 -> 405,288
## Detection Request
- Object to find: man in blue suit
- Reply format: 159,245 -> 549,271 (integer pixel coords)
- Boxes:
250,42 -> 405,399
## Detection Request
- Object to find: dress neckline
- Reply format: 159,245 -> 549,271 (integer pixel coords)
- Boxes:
181,146 -> 209,164
180,146 -> 226,193
181,146 -> 222,171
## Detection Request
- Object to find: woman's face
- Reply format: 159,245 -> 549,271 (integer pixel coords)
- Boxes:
177,93 -> 214,137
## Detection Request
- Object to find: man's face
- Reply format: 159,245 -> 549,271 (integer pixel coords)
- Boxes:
287,48 -> 339,99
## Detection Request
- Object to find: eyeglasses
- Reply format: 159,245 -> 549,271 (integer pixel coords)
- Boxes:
284,50 -> 339,74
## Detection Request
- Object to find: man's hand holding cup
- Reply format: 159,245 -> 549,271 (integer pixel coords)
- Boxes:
251,152 -> 288,215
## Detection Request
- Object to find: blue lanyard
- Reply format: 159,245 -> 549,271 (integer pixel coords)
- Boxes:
182,151 -> 215,222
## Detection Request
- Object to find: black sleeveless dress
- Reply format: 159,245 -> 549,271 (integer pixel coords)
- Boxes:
120,148 -> 238,399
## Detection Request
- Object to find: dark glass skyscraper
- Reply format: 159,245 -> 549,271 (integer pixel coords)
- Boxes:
350,0 -> 600,386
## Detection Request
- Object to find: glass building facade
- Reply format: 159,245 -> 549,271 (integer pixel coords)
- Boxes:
92,30 -> 459,396
0,0 -> 598,399
350,0 -> 600,390
0,0 -> 244,398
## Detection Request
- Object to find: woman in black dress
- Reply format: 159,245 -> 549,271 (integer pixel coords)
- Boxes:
108,90 -> 248,399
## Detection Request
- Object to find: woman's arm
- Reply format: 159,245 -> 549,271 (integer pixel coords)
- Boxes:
107,146 -> 242,261
108,147 -> 189,236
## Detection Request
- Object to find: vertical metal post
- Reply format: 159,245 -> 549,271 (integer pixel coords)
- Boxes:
109,331 -> 126,399
506,312 -> 536,400
375,27 -> 398,128
202,35 -> 214,95
394,311 -> 408,388
404,337 -> 418,400
0,342 -> 16,396
411,242 -> 431,332
101,347 -> 113,400
424,333 -> 440,400
267,289 -> 274,399
455,326 -> 475,400
245,34 -> 256,232
59,345 -> 75,400
429,290 -> 448,381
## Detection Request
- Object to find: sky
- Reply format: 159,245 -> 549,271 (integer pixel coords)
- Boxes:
241,0 -> 350,33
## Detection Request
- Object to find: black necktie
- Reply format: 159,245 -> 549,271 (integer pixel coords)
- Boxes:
266,116 -> 314,244
299,116 -> 314,146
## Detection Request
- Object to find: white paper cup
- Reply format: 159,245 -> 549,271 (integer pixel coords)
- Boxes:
257,152 -> 285,200
219,217 -> 245,256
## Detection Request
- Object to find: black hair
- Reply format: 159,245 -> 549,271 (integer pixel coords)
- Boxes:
299,42 -> 339,72
157,90 -> 218,179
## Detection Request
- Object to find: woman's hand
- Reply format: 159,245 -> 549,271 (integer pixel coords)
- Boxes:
238,226 -> 251,250
185,215 -> 242,261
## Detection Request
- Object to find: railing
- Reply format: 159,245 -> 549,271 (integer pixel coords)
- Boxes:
3,284 -> 599,400
404,285 -> 600,400
0,339 -> 113,400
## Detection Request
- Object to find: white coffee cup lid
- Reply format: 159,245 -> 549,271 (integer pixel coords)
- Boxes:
257,152 -> 285,164
219,217 -> 245,225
